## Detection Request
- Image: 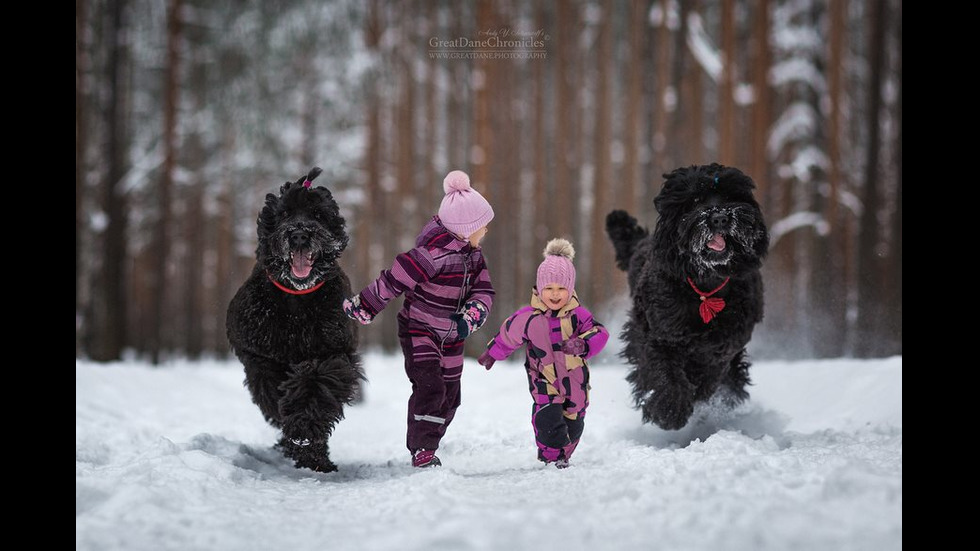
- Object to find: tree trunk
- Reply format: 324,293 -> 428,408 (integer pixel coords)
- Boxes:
624,0 -> 645,211
718,0 -> 736,165
554,0 -> 576,240
590,0 -> 614,307
885,5 -> 902,354
184,152 -> 205,359
654,0 -> 673,175
150,0 -> 182,364
533,4 -> 549,251
619,0 -> 646,296
817,0 -> 848,357
92,0 -> 128,362
675,1 -> 702,170
76,0 -> 88,354
750,0 -> 771,217
359,0 -> 382,336
855,0 -> 887,357
215,129 -> 235,356
472,0 -> 494,193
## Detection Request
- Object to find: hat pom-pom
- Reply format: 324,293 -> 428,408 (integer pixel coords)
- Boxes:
443,170 -> 472,194
543,238 -> 575,261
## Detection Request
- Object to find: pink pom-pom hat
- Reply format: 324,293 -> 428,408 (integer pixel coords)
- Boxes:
536,238 -> 576,293
438,170 -> 495,238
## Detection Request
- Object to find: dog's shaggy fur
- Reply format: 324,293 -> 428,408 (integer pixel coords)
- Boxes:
226,168 -> 363,472
606,163 -> 769,430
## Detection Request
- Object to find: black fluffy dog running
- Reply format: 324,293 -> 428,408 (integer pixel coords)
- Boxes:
226,167 -> 363,472
606,163 -> 769,430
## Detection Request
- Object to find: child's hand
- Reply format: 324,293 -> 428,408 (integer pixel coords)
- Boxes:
560,337 -> 588,357
477,350 -> 496,370
450,301 -> 488,339
343,295 -> 374,325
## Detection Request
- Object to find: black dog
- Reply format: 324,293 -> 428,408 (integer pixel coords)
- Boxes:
226,167 -> 363,472
606,163 -> 769,430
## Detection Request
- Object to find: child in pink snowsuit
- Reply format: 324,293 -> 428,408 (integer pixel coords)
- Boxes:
478,239 -> 609,468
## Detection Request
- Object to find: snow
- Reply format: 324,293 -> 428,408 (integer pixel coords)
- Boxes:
769,211 -> 830,246
77,353 -> 902,551
686,12 -> 722,81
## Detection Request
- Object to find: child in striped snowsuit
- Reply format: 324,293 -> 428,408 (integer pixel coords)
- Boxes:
478,239 -> 609,468
343,170 -> 494,468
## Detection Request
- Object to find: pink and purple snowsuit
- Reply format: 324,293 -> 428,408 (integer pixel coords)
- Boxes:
485,292 -> 609,463
355,216 -> 494,453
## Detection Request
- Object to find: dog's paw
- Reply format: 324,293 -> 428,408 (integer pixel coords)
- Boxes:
276,436 -> 338,473
645,386 -> 695,431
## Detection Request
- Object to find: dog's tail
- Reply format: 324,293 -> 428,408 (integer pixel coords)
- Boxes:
606,210 -> 648,271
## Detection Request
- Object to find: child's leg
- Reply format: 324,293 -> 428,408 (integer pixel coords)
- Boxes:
400,332 -> 448,452
526,366 -> 570,462
433,339 -> 465,442
562,411 -> 585,459
532,402 -> 570,462
561,365 -> 591,460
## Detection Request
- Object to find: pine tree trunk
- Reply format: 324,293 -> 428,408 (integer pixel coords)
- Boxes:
358,0 -> 382,349
150,0 -> 182,364
750,0 -> 771,216
554,0 -> 576,241
590,0 -> 614,308
92,0 -> 128,362
215,130 -> 234,355
676,1 -> 702,169
473,0 -> 495,194
718,0 -> 736,165
654,0 -> 673,175
624,0 -> 644,212
76,0 -> 88,354
885,6 -> 902,354
855,0 -> 887,357
817,0 -> 849,357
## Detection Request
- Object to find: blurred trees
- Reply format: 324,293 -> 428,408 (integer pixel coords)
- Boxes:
76,0 -> 902,362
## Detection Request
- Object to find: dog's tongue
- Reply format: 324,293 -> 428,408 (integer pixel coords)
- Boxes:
707,233 -> 727,252
291,253 -> 313,279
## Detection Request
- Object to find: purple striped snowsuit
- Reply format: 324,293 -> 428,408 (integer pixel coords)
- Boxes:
485,292 -> 609,462
356,216 -> 494,452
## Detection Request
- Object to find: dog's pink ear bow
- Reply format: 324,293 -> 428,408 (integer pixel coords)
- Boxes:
303,166 -> 323,189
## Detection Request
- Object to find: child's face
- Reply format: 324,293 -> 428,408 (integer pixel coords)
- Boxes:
540,283 -> 570,310
468,226 -> 488,248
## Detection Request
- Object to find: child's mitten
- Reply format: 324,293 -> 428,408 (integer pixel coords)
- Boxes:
343,295 -> 374,325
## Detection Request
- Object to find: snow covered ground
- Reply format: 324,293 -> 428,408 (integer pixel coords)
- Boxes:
76,353 -> 901,551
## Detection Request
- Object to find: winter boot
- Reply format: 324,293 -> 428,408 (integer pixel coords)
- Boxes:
537,447 -> 568,468
412,448 -> 442,468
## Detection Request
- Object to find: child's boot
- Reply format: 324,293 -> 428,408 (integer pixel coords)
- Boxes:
412,448 -> 442,468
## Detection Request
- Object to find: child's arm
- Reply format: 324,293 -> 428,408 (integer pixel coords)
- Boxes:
561,308 -> 610,360
483,307 -> 534,363
353,247 -> 436,319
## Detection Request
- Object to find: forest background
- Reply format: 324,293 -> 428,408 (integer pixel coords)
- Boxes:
75,0 -> 902,363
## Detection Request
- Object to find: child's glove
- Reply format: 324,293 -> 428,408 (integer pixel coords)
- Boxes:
342,295 -> 374,325
449,300 -> 488,339
477,350 -> 496,370
560,337 -> 588,357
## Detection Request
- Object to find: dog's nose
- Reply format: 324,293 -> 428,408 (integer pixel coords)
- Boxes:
289,231 -> 310,249
709,212 -> 729,230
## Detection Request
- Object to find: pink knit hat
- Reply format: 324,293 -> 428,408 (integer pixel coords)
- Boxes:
536,238 -> 576,293
438,170 -> 494,238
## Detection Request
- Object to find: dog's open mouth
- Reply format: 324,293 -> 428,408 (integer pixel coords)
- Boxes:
706,233 -> 727,252
290,251 -> 314,279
